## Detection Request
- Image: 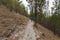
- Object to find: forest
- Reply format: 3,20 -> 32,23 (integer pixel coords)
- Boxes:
27,0 -> 60,36
0,0 -> 60,36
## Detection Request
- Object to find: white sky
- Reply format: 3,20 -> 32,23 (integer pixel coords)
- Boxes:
49,0 -> 55,13
43,0 -> 58,16
20,0 -> 30,14
45,0 -> 55,16
20,0 -> 29,7
20,0 -> 58,15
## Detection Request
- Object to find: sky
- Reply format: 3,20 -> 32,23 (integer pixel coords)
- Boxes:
43,0 -> 59,16
44,0 -> 56,16
49,0 -> 55,13
20,0 -> 29,7
20,0 -> 59,15
20,0 -> 30,14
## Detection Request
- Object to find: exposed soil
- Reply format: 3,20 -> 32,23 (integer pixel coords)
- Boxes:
0,5 -> 60,40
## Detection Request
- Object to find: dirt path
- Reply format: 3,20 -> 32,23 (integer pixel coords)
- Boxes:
0,5 -> 60,40
9,20 -> 60,40
7,20 -> 37,40
22,20 -> 36,40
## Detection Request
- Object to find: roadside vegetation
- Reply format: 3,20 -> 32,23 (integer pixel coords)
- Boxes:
0,0 -> 60,37
27,0 -> 60,36
0,0 -> 28,16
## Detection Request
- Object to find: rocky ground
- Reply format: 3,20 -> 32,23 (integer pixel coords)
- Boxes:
0,5 -> 60,40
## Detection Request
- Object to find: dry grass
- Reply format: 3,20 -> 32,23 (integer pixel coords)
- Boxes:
33,23 -> 60,40
0,5 -> 29,39
0,5 -> 60,40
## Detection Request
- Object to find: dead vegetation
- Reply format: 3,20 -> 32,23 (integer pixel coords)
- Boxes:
0,5 -> 29,39
33,23 -> 60,40
0,5 -> 60,40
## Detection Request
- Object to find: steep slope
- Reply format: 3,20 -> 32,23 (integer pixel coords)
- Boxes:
0,5 -> 60,40
0,5 -> 29,40
34,23 -> 60,40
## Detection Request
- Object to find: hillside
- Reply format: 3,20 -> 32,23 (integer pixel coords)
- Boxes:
0,5 -> 29,40
0,5 -> 60,40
